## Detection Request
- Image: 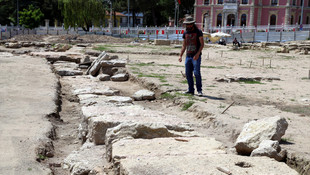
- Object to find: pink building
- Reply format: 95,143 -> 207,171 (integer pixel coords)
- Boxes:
194,0 -> 310,30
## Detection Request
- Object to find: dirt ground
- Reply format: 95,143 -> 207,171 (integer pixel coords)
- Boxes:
2,35 -> 310,174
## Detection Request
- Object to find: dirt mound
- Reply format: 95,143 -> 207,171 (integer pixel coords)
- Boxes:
9,34 -> 46,42
8,34 -> 136,44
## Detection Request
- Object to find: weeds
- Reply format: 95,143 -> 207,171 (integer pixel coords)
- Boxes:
160,92 -> 177,99
182,101 -> 195,111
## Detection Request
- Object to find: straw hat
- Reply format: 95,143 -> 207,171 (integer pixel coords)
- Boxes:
183,16 -> 195,24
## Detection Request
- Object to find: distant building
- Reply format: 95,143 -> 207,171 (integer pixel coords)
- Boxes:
104,11 -> 126,27
194,0 -> 310,30
120,12 -> 144,27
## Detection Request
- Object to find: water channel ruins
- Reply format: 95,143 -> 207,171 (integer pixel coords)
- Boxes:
0,35 -> 309,175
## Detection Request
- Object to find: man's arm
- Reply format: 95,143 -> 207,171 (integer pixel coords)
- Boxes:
179,39 -> 187,62
193,36 -> 204,60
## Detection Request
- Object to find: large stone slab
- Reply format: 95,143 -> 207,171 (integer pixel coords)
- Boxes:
30,52 -> 82,63
63,141 -> 107,175
101,59 -> 126,67
111,74 -> 129,81
63,76 -> 120,96
132,89 -> 155,101
53,61 -> 83,76
80,97 -> 195,145
109,138 -> 298,175
86,52 -> 109,76
250,140 -> 286,161
235,116 -> 288,155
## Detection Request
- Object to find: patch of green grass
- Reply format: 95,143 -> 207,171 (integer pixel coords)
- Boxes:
129,67 -> 140,71
281,137 -> 294,142
218,104 -> 226,108
281,55 -> 295,60
302,77 -> 309,80
158,64 -> 183,67
180,79 -> 188,84
137,73 -> 167,82
27,168 -> 32,171
161,84 -> 173,87
129,62 -> 155,67
182,101 -> 195,111
271,88 -> 283,90
93,45 -> 115,52
160,92 -> 177,99
238,80 -> 264,84
37,154 -> 47,160
202,66 -> 226,69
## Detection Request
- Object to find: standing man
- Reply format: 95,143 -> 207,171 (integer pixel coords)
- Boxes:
179,15 -> 204,96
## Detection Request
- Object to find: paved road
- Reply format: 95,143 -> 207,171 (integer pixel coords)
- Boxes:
0,52 -> 57,174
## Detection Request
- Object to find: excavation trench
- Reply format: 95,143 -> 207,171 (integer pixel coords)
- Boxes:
41,58 -> 309,175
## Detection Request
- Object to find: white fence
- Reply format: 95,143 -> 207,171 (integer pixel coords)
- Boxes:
1,25 -> 310,43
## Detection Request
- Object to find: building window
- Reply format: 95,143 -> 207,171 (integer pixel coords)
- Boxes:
271,0 -> 278,6
306,16 -> 309,24
217,13 -> 222,26
203,13 -> 209,30
204,0 -> 210,5
241,14 -> 247,26
270,15 -> 276,25
291,16 -> 294,25
308,0 -> 310,7
242,0 -> 248,4
227,14 -> 235,26
300,0 -> 304,6
218,0 -> 223,4
292,0 -> 296,5
298,16 -> 301,24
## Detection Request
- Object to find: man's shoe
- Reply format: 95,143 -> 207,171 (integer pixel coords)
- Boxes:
183,91 -> 194,95
197,91 -> 203,97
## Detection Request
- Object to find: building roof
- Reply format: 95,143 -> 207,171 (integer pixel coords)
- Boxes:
106,11 -> 126,17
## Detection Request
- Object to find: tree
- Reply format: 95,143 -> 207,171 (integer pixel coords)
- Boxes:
19,4 -> 44,29
58,0 -> 106,31
0,0 -> 17,25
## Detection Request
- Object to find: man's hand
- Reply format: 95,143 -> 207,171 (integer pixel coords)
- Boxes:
179,56 -> 182,62
193,54 -> 199,60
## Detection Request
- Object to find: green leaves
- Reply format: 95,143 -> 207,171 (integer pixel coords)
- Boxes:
19,5 -> 44,29
58,0 -> 106,31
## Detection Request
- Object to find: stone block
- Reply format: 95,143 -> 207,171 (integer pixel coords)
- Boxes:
132,90 -> 155,101
108,138 -> 297,175
235,116 -> 288,155
250,140 -> 287,161
98,74 -> 110,81
63,141 -> 107,175
111,74 -> 129,81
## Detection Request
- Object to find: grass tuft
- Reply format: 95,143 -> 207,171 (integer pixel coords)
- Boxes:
182,101 -> 195,111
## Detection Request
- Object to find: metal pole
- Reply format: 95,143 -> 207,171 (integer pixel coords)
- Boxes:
300,0 -> 304,25
128,0 -> 130,28
174,0 -> 177,27
17,0 -> 19,27
110,1 -> 112,27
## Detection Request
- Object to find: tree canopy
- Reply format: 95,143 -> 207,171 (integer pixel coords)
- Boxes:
0,0 -> 195,27
19,4 -> 44,29
111,0 -> 195,27
58,0 -> 106,31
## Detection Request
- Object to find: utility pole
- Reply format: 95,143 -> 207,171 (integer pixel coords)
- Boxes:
300,0 -> 304,25
109,0 -> 112,28
128,0 -> 130,28
17,0 -> 19,27
174,0 -> 177,27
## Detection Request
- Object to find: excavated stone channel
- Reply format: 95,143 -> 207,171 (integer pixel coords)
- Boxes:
29,51 -> 307,175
